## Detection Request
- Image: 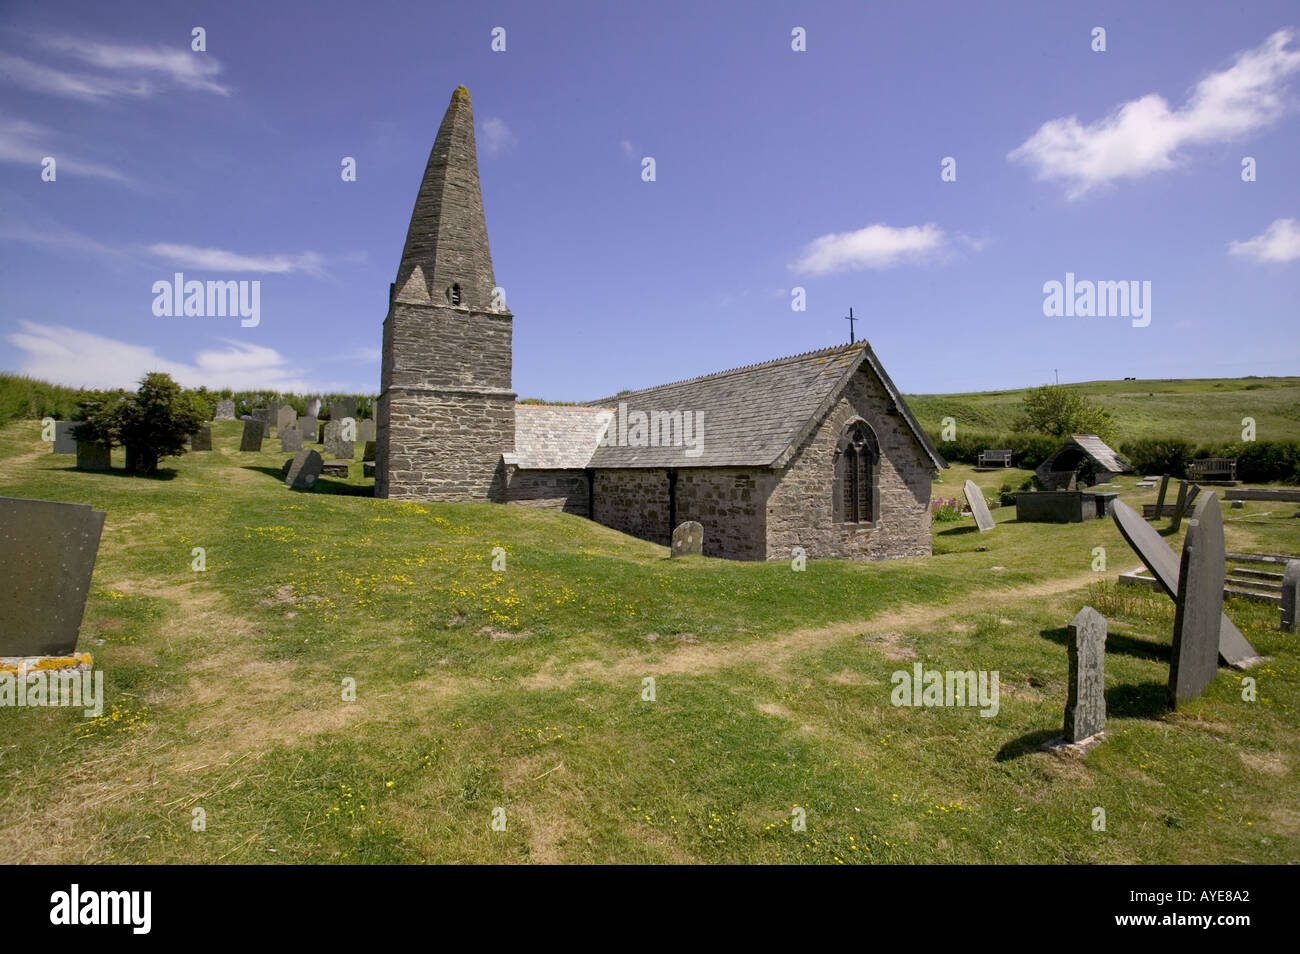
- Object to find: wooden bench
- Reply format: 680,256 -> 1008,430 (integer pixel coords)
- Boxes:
1189,458 -> 1236,482
978,449 -> 1013,468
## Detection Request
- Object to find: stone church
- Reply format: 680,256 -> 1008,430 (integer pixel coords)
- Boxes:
376,87 -> 946,561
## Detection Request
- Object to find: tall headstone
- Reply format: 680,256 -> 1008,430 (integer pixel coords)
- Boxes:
250,408 -> 272,433
214,398 -> 236,420
331,398 -> 359,421
190,425 -> 212,451
357,419 -> 376,442
1153,475 -> 1170,519
52,421 -> 77,454
0,496 -> 106,656
962,480 -> 995,532
280,428 -> 303,453
306,397 -> 322,417
1281,560 -> 1299,634
671,520 -> 703,557
285,449 -> 323,489
1169,481 -> 1191,532
323,420 -> 354,460
276,406 -> 297,434
297,416 -> 318,442
1064,606 -> 1107,742
75,442 -> 111,471
239,419 -> 264,452
1169,493 -> 1227,704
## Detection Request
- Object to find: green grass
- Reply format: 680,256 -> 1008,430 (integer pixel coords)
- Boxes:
1,420 -> 1297,863
905,376 -> 1300,444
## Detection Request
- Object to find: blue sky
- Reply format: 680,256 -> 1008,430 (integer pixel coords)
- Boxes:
1,0 -> 1297,400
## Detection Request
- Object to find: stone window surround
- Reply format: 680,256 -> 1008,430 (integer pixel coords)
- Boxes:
834,418 -> 880,527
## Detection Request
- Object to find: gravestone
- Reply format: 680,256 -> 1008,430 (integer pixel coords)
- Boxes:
1153,475 -> 1170,518
306,397 -> 322,417
75,442 -> 111,471
268,401 -> 283,428
0,496 -> 106,656
190,425 -> 212,451
280,428 -> 303,453
1064,605 -> 1107,742
1169,481 -> 1191,532
281,457 -> 293,476
1110,498 -> 1260,668
52,421 -> 77,454
1282,560 -> 1298,633
214,398 -> 236,420
963,480 -> 995,532
321,461 -> 349,478
1169,493 -> 1226,704
671,520 -> 703,557
239,419 -> 264,452
331,398 -> 359,420
250,408 -> 272,434
363,462 -> 376,478
363,440 -> 376,462
323,421 -> 354,460
357,419 -> 376,443
276,406 -> 297,434
285,449 -> 323,489
297,416 -> 318,442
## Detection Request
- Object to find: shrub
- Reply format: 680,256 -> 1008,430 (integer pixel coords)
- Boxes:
1119,438 -> 1195,477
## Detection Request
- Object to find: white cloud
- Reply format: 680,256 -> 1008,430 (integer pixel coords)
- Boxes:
0,34 -> 229,101
619,139 -> 638,159
1009,29 -> 1300,198
5,321 -> 323,391
1228,217 -> 1300,263
479,117 -> 516,155
0,116 -> 128,181
789,222 -> 951,275
148,243 -> 325,276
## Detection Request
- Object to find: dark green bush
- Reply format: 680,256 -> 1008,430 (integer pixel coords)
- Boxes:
1119,438 -> 1195,477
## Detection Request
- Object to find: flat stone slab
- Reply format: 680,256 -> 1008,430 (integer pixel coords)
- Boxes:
1110,498 -> 1261,668
1170,493 -> 1227,704
320,461 -> 349,478
285,450 -> 323,489
239,419 -> 264,452
671,520 -> 703,557
52,421 -> 77,454
0,496 -> 106,656
963,480 -> 995,532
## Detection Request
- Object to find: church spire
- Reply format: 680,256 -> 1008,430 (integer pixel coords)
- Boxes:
395,85 -> 499,312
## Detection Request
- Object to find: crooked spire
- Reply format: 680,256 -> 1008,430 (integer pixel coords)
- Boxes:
395,86 -> 499,312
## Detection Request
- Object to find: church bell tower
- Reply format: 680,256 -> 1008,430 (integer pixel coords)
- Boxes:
376,86 -> 515,501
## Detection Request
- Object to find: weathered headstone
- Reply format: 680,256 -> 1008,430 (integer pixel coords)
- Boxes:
1110,498 -> 1260,668
75,442 -> 111,471
297,416 -> 318,442
1169,481 -> 1191,532
331,397 -> 359,420
963,480 -> 995,532
51,421 -> 77,454
1282,560 -> 1299,634
306,397 -> 322,417
190,425 -> 212,451
1169,493 -> 1227,704
321,461 -> 349,478
1064,606 -> 1107,742
0,496 -> 106,656
214,398 -> 236,420
239,419 -> 264,452
276,406 -> 297,434
280,428 -> 303,453
671,520 -> 703,557
285,449 -> 323,489
357,419 -> 376,443
363,440 -> 376,462
250,408 -> 272,433
1153,475 -> 1170,518
323,420 -> 353,459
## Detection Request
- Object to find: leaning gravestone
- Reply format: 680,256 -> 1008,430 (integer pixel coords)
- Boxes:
357,419 -> 376,442
51,421 -> 77,454
297,416 -> 318,442
1169,493 -> 1227,704
280,428 -> 303,453
0,496 -> 106,656
1153,475 -> 1171,519
1110,498 -> 1260,668
239,419 -> 264,452
1169,481 -> 1191,532
1064,606 -> 1107,742
75,442 -> 111,471
214,398 -> 236,420
190,425 -> 212,451
285,449 -> 323,489
1281,560 -> 1298,634
963,480 -> 995,532
671,520 -> 704,557
276,406 -> 297,434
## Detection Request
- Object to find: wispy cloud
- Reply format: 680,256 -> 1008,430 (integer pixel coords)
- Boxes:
789,223 -> 952,275
0,116 -> 128,181
1009,29 -> 1300,198
0,33 -> 229,101
5,321 -> 324,391
619,139 -> 638,160
1228,217 -> 1300,263
148,244 -> 326,276
479,117 -> 516,155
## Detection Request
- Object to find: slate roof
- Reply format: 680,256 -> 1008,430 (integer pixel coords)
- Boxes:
535,341 -> 946,471
506,404 -> 613,469
1043,434 -> 1132,474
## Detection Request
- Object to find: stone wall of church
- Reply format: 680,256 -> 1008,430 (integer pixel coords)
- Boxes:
766,368 -> 935,561
505,467 -> 590,515
592,469 -> 672,545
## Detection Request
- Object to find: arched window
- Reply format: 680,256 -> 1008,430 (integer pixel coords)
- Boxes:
835,421 -> 878,524
449,283 -> 462,306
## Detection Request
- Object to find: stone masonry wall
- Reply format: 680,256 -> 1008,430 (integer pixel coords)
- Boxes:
766,368 -> 935,561
592,469 -> 671,545
505,468 -> 590,515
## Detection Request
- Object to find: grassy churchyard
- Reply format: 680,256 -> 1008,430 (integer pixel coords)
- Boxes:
1,412 -> 1297,865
